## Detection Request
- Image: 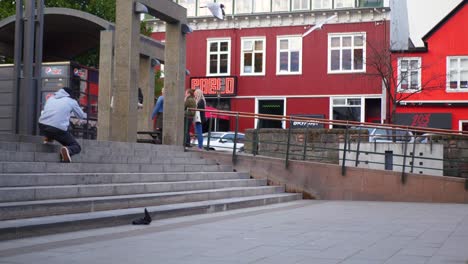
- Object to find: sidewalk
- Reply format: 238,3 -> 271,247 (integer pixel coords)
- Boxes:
1,200 -> 467,264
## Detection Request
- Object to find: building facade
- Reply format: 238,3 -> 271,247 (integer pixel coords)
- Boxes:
391,0 -> 468,131
149,0 -> 390,131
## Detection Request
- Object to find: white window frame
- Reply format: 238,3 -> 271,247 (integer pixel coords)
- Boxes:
447,56 -> 468,92
397,57 -> 422,93
334,0 -> 355,8
276,35 -> 303,75
292,0 -> 310,11
206,38 -> 231,76
255,97 -> 287,129
329,97 -> 364,128
312,0 -> 332,10
240,37 -> 266,76
459,120 -> 468,131
328,32 -> 366,74
235,0 -> 253,14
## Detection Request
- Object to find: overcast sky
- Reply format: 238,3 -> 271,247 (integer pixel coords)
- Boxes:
406,0 -> 463,46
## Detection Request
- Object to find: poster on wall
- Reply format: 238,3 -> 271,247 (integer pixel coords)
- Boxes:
291,114 -> 325,128
394,113 -> 452,129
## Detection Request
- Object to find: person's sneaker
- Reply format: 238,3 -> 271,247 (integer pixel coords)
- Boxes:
60,147 -> 71,163
43,137 -> 54,144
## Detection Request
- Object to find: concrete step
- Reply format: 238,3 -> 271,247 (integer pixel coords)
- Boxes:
0,193 -> 302,240
0,179 -> 267,202
0,186 -> 285,220
0,162 -> 233,173
0,171 -> 250,187
0,150 -> 212,165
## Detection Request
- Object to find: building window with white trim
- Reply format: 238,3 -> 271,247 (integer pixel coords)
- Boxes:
312,0 -> 332,9
241,37 -> 265,75
328,33 -> 365,73
292,0 -> 310,10
398,57 -> 421,92
235,0 -> 252,13
447,56 -> 468,91
207,39 -> 231,76
272,0 -> 289,12
277,36 -> 302,75
334,0 -> 355,8
331,97 -> 362,127
178,0 -> 196,17
254,1 -> 271,12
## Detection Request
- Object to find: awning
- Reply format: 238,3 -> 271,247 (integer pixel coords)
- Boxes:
205,106 -> 230,120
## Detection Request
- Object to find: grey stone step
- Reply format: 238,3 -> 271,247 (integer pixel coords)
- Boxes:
0,162 -> 233,173
0,193 -> 302,240
0,150 -> 212,165
0,186 -> 285,220
0,179 -> 267,202
0,171 -> 250,187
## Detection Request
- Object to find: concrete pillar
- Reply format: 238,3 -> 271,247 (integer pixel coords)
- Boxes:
137,56 -> 154,132
97,30 -> 114,141
163,23 -> 186,146
111,0 -> 140,142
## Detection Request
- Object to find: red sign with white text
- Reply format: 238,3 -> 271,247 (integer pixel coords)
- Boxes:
190,76 -> 237,97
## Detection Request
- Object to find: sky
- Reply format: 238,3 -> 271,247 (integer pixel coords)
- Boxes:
406,0 -> 463,46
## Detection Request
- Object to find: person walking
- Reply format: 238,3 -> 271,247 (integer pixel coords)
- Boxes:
151,88 -> 164,132
194,89 -> 206,150
38,87 -> 87,163
184,89 -> 196,147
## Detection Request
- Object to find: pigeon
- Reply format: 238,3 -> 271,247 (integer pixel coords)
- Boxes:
200,2 -> 225,20
132,208 -> 152,225
302,14 -> 337,38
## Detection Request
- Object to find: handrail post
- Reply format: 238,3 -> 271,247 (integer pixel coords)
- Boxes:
232,113 -> 239,164
355,128 -> 361,167
183,116 -> 188,152
302,123 -> 309,160
342,124 -> 349,176
207,116 -> 213,150
285,119 -> 292,169
410,138 -> 416,173
253,129 -> 258,156
401,130 -> 409,184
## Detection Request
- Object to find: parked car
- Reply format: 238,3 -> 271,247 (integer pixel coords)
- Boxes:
369,128 -> 414,143
192,132 -> 245,152
415,133 -> 436,143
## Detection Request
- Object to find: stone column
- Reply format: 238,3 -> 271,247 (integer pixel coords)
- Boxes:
111,0 -> 140,142
97,30 -> 114,141
137,56 -> 153,132
163,22 -> 186,146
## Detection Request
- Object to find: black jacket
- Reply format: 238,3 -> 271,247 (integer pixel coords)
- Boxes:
197,100 -> 206,124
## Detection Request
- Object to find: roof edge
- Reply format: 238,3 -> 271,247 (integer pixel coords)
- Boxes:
422,0 -> 467,41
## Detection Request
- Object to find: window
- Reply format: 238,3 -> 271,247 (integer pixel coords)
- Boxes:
178,0 -> 196,17
292,0 -> 310,10
272,0 -> 289,12
254,1 -> 271,12
207,39 -> 231,76
334,0 -> 355,8
398,57 -> 421,92
277,36 -> 302,75
241,38 -> 265,75
331,97 -> 363,128
447,56 -> 468,91
235,0 -> 252,13
197,0 -> 212,16
312,0 -> 332,9
328,33 -> 365,73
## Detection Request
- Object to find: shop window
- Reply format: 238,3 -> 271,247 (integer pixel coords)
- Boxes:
447,56 -> 468,91
312,0 -> 332,9
207,38 -> 231,76
241,37 -> 265,76
331,97 -> 362,128
277,36 -> 302,75
398,57 -> 421,92
328,33 -> 366,73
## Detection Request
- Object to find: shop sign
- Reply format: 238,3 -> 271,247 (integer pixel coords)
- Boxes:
291,114 -> 325,128
73,68 -> 88,80
190,76 -> 237,97
42,66 -> 67,77
394,113 -> 452,129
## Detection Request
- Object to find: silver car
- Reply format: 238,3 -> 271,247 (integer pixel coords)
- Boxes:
192,132 -> 245,152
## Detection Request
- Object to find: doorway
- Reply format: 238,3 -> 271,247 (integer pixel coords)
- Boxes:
257,99 -> 284,129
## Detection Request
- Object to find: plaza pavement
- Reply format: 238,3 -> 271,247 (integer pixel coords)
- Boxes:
0,200 -> 467,264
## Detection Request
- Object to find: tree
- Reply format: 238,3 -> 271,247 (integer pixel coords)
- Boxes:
365,40 -> 445,124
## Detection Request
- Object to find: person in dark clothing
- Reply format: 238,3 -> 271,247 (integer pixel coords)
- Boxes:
184,89 -> 196,147
38,87 -> 87,163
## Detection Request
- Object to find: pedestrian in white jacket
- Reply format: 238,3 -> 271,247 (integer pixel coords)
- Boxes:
38,87 -> 87,163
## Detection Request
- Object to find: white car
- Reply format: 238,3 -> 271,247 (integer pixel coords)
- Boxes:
369,128 -> 414,143
192,132 -> 245,152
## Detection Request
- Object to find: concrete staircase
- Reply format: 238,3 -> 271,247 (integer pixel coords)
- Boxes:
0,133 -> 301,240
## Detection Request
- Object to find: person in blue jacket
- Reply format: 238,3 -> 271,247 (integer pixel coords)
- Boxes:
151,88 -> 164,131
38,87 -> 87,163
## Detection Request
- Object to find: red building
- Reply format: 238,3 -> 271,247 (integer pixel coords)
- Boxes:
150,1 -> 390,131
391,0 -> 468,131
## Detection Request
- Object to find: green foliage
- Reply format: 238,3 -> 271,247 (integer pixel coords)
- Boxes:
154,69 -> 164,97
0,0 -> 16,20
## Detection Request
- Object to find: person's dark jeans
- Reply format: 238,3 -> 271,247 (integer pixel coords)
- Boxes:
38,123 -> 81,156
185,117 -> 193,146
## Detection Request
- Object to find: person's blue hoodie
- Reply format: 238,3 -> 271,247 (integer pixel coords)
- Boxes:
38,88 -> 87,131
